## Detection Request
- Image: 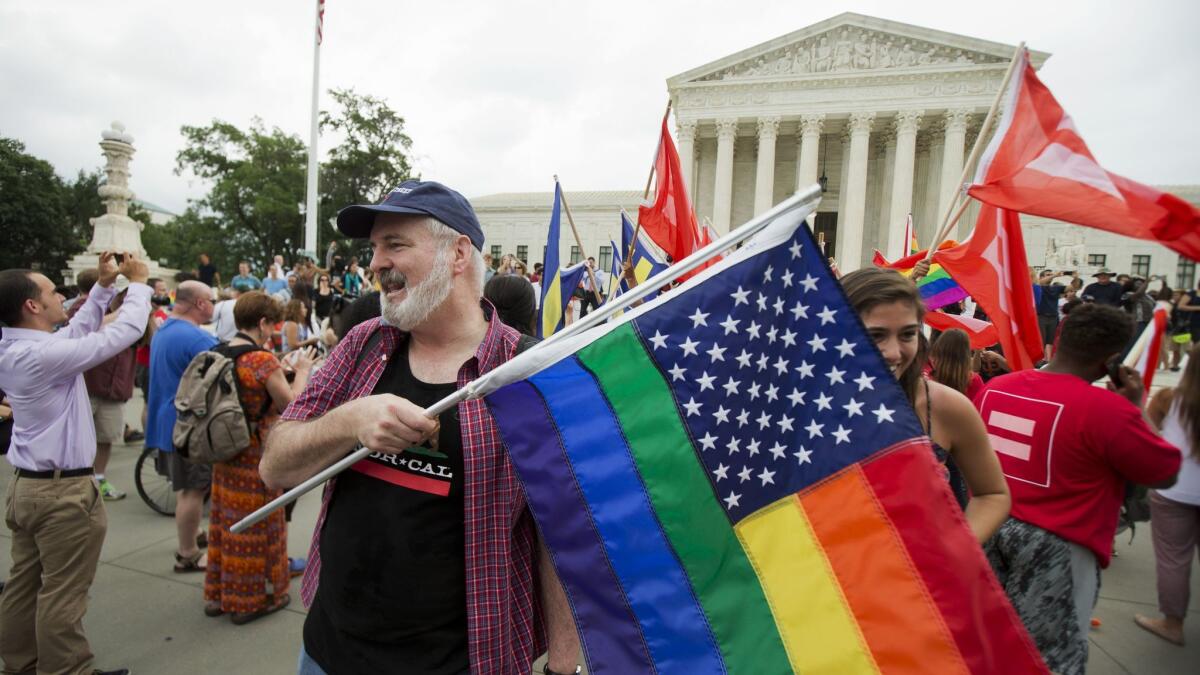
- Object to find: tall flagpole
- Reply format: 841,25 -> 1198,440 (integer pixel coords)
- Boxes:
303,0 -> 325,257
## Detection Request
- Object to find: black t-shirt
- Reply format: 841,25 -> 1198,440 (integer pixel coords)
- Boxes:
304,342 -> 468,675
1082,281 -> 1122,306
197,263 -> 218,287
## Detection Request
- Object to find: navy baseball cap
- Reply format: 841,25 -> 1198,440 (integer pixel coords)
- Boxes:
336,180 -> 485,250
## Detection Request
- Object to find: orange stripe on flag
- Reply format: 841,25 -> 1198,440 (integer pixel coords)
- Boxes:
800,465 -> 970,675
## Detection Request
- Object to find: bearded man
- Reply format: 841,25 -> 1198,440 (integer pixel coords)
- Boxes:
260,181 -> 579,675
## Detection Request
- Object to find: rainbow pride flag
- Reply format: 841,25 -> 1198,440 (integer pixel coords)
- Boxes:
873,243 -> 969,311
484,205 -> 1045,673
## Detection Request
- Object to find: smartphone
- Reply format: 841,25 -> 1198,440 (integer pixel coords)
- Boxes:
113,253 -> 126,264
1107,359 -> 1124,387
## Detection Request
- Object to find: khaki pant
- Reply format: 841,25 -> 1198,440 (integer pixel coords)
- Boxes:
0,474 -> 106,675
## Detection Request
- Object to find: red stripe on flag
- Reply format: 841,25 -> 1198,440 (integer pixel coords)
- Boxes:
800,458 -> 969,674
861,443 -> 1049,674
350,458 -> 451,496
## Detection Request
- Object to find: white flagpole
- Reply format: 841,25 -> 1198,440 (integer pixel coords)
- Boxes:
302,0 -> 323,256
231,184 -> 823,534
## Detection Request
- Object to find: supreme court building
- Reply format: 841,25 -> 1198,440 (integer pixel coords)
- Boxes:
472,13 -> 1198,288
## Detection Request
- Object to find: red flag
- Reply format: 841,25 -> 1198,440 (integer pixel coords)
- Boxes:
933,205 -> 1044,370
925,311 -> 1000,350
969,50 -> 1200,261
637,116 -> 702,265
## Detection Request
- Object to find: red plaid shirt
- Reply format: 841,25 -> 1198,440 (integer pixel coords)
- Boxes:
280,305 -> 545,673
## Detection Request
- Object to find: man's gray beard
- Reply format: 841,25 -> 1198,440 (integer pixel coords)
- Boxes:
379,249 -> 454,331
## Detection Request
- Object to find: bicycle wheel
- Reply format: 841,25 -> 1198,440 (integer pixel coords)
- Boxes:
135,447 -> 177,516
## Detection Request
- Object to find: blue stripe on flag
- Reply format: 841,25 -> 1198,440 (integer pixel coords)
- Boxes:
530,358 -> 727,673
486,380 -> 654,674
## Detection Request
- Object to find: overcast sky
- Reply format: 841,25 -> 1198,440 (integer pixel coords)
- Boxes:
2,1 -> 1197,214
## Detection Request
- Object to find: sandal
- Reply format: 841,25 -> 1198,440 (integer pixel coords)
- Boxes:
173,550 -> 206,573
204,601 -> 224,617
231,593 -> 291,625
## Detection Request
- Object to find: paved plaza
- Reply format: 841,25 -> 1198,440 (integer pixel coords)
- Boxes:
1,370 -> 1197,674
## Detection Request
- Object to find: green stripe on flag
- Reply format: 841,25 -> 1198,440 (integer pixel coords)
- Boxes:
578,323 -> 792,673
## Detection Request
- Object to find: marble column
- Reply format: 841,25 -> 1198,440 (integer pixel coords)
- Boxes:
712,118 -> 739,233
676,120 -> 698,204
838,111 -> 875,272
923,128 -> 944,244
753,116 -> 781,216
876,128 -> 897,253
795,113 -> 825,192
937,108 -> 971,239
886,109 -> 924,259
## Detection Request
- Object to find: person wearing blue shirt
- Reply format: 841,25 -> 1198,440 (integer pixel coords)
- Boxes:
146,281 -> 218,573
229,261 -> 261,293
263,264 -> 288,296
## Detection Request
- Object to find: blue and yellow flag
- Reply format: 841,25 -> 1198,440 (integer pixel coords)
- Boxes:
620,211 -> 670,294
537,184 -> 566,337
606,239 -> 623,300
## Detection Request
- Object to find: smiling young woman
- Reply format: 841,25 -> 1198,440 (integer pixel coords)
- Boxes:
840,268 -> 1010,543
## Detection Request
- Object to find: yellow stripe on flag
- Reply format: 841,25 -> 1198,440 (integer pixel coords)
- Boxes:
735,497 -> 880,674
541,277 -> 563,337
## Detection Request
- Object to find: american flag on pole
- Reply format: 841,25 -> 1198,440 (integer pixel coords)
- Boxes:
317,0 -> 326,44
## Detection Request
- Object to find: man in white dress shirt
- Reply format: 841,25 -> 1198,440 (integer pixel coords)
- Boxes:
0,251 -> 149,675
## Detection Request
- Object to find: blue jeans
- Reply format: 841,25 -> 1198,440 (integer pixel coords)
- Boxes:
297,645 -> 328,675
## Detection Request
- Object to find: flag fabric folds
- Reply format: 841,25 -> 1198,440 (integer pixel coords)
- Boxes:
925,310 -> 1000,350
484,208 -> 1046,674
969,49 -> 1200,261
538,184 -> 567,337
1130,302 -> 1171,395
620,211 -> 670,293
637,116 -> 702,265
872,244 -> 968,311
934,204 -> 1044,371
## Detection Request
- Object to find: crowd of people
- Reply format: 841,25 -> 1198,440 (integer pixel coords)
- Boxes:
0,178 -> 1196,675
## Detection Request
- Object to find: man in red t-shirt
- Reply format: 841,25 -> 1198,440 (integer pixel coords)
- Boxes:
975,304 -> 1180,675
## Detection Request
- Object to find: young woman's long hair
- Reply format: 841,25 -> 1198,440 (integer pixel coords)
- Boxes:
928,328 -> 972,395
1174,343 -> 1200,458
840,268 -> 926,404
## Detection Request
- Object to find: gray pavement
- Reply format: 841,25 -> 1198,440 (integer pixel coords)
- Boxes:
2,369 -> 1198,674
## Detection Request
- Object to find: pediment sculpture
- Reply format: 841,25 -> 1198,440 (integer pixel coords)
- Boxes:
700,27 -> 1006,81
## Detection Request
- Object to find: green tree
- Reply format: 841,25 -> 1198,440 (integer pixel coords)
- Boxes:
0,137 -> 81,280
174,119 -> 308,274
318,88 -> 416,257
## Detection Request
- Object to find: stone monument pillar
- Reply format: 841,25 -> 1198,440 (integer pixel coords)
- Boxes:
64,122 -> 175,284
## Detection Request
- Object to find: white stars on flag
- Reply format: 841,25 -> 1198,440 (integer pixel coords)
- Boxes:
690,308 -> 710,328
683,397 -> 703,416
730,286 -> 751,306
720,316 -> 741,335
835,339 -> 856,358
832,425 -> 852,444
873,404 -> 895,423
698,432 -> 718,450
826,366 -> 846,385
649,330 -> 668,350
696,371 -> 716,391
807,334 -> 827,352
855,372 -> 876,391
680,337 -> 699,357
818,306 -> 837,325
799,273 -> 819,292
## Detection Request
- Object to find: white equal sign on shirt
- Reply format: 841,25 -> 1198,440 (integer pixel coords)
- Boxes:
979,390 -> 1064,488
987,411 -> 1037,460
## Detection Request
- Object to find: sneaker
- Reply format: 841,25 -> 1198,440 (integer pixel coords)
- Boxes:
123,429 -> 145,443
99,479 -> 126,501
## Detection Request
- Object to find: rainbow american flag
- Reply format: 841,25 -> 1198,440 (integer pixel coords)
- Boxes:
483,203 -> 1045,673
873,244 -> 969,311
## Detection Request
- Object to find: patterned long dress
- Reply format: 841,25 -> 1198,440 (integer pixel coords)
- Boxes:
204,350 -> 289,614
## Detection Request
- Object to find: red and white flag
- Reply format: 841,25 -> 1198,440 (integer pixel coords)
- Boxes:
924,311 -> 999,350
933,204 -> 1044,370
968,49 -> 1200,261
638,115 -> 703,267
1128,302 -> 1171,396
